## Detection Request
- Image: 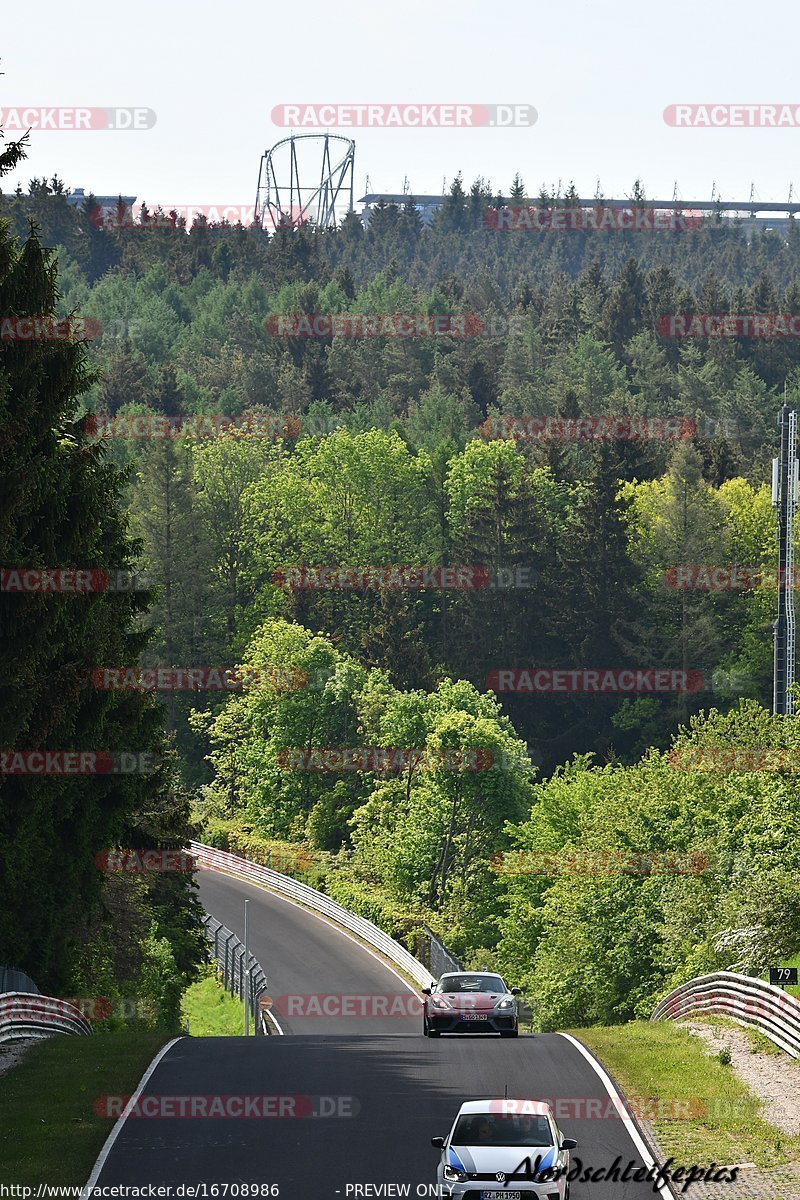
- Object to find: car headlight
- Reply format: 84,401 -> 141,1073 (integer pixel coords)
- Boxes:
442,1165 -> 468,1183
431,996 -> 452,1010
495,997 -> 515,1009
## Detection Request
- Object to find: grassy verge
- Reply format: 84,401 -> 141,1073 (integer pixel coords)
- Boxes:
0,1031 -> 169,1185
181,967 -> 247,1036
573,1020 -> 800,1167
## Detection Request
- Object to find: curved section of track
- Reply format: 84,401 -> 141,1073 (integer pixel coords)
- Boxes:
197,869 -> 421,1036
89,870 -> 669,1198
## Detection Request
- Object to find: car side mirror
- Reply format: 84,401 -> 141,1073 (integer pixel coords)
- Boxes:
431,1136 -> 445,1149
421,986 -> 431,994
561,1138 -> 578,1150
511,987 -> 522,995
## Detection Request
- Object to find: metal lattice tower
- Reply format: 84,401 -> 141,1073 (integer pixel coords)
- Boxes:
773,404 -> 798,714
254,135 -> 355,231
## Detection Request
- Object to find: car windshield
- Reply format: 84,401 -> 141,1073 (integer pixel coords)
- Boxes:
438,974 -> 506,993
452,1113 -> 552,1147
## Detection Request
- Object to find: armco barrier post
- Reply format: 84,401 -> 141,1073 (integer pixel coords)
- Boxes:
243,899 -> 249,1037
222,930 -> 235,990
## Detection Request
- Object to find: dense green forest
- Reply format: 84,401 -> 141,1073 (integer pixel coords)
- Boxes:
2,168 -> 799,1029
0,145 -> 205,1024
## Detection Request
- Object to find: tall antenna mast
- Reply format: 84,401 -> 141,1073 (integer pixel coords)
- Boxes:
773,396 -> 798,714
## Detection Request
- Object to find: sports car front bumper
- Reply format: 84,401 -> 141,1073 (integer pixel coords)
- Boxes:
426,1010 -> 517,1033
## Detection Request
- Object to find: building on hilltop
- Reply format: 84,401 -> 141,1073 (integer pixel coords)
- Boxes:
65,188 -> 137,222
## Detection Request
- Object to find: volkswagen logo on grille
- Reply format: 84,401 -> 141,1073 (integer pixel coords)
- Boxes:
495,1173 -> 506,1183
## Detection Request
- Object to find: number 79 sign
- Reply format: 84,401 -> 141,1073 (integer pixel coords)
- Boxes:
769,967 -> 799,987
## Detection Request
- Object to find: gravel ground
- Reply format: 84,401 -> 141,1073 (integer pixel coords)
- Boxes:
679,1019 -> 800,1137
0,1037 -> 37,1080
636,1020 -> 800,1199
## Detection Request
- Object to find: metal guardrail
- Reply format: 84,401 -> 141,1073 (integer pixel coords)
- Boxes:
202,914 -> 270,1035
0,992 -> 92,1043
419,924 -> 462,977
0,966 -> 39,995
191,842 -> 435,990
652,970 -> 800,1058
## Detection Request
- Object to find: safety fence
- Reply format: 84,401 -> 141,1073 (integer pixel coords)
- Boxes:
418,924 -> 462,977
0,992 -> 92,1044
0,966 -> 39,995
202,914 -> 270,1035
191,842 -> 435,990
652,970 -> 800,1058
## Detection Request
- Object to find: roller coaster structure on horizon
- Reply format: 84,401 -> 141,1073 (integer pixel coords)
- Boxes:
254,134 -> 355,231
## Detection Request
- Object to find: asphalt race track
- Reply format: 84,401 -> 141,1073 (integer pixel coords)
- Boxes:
197,870 -> 422,1035
89,870 -> 670,1198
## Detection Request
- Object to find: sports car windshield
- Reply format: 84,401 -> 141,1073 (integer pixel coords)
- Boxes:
452,1113 -> 552,1147
438,974 -> 506,993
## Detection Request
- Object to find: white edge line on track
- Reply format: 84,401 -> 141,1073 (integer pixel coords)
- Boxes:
81,1036 -> 183,1197
557,1032 -> 675,1200
205,866 -> 426,1001
262,1005 -> 285,1035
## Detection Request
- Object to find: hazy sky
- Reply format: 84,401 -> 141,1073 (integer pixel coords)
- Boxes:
2,0 -> 799,213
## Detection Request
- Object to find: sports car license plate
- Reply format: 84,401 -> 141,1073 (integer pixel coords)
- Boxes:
463,1012 -> 488,1019
480,1192 -> 521,1200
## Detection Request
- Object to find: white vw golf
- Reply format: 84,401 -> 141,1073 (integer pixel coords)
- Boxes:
431,1099 -> 577,1199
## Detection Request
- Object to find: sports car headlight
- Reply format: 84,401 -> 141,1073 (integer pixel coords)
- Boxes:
495,996 -> 514,1009
431,996 -> 452,1010
442,1165 -> 468,1183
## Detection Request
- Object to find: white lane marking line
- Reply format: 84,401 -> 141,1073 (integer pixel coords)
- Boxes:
82,1036 -> 183,1196
204,867 -> 425,1000
557,1032 -> 674,1200
262,1004 -> 285,1036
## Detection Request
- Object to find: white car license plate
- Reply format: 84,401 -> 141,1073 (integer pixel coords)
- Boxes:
463,1012 -> 488,1020
480,1192 -> 521,1200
